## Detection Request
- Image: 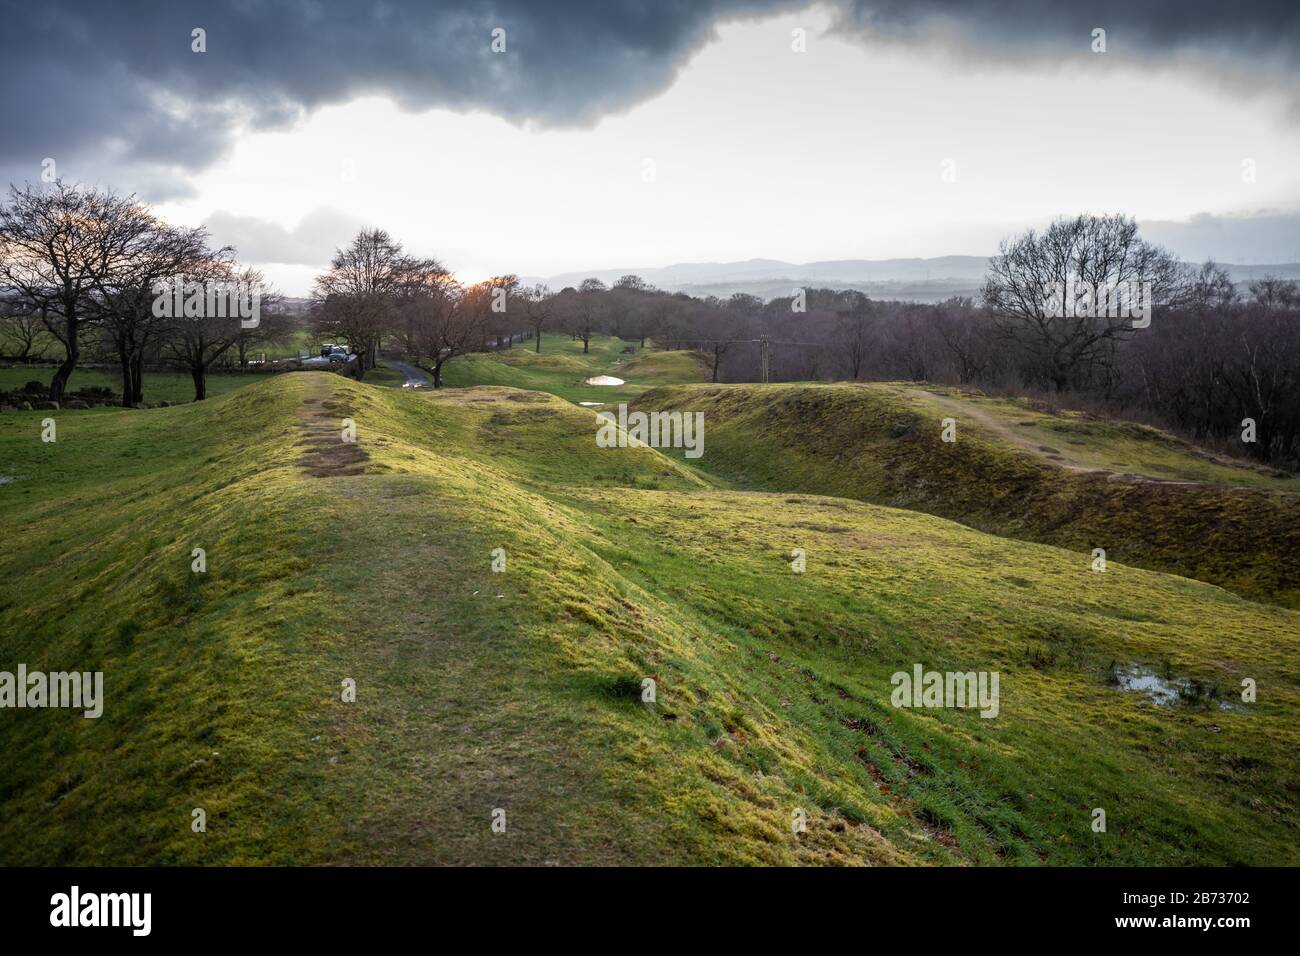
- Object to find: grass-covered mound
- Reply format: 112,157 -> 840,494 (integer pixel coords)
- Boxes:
632,383 -> 1300,608
1,374 -> 1296,864
619,349 -> 712,384
441,334 -> 708,404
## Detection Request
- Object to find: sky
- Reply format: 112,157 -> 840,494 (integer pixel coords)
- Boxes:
3,1 -> 1299,295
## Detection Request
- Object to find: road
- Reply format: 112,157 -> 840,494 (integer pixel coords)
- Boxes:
296,352 -> 355,368
382,358 -> 431,388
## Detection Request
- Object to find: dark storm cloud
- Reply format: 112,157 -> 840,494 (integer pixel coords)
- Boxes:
0,0 -> 795,193
833,0 -> 1300,113
1,0 -> 1296,198
839,0 -> 1300,122
838,0 -> 1300,62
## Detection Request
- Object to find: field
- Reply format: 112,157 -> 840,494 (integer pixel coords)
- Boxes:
1,364 -> 1296,865
630,383 -> 1300,607
440,334 -> 711,403
0,364 -> 279,404
0,326 -> 319,405
431,339 -> 1300,605
902,386 -> 1299,491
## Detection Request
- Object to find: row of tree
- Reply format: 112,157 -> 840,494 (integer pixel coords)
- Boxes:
4,189 -> 1296,469
721,287 -> 1299,468
0,182 -> 276,404
417,214 -> 1297,469
305,235 -> 693,385
308,227 -> 515,387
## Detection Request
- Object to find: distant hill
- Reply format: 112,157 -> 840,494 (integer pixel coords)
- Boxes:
522,256 -> 991,302
522,257 -> 1300,304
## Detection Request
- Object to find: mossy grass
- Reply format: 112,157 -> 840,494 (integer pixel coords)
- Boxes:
440,334 -> 709,404
1,373 -> 1295,864
631,382 -> 1300,607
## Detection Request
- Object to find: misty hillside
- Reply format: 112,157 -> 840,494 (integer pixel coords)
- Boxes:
523,258 -> 1300,304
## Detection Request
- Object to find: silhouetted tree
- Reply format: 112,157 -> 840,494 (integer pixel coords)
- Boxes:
0,182 -> 155,401
983,214 -> 1181,391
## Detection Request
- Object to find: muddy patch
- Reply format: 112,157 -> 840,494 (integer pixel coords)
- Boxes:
298,397 -> 369,478
299,437 -> 368,478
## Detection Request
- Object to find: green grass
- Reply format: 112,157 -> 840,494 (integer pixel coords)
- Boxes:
272,329 -> 317,360
1,374 -> 1296,865
362,365 -> 407,387
0,364 -> 280,404
905,385 -> 1299,491
1,320 -> 314,404
440,334 -> 710,404
632,383 -> 1300,608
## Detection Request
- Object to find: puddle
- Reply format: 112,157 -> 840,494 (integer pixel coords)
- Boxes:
577,401 -> 605,407
1111,664 -> 1237,710
1113,665 -> 1185,706
584,376 -> 625,386
0,476 -> 19,485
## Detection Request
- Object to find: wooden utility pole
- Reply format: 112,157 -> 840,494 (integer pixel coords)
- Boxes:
759,335 -> 770,383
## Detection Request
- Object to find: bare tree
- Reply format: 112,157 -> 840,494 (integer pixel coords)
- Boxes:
1176,260 -> 1238,313
983,214 -> 1181,391
0,182 -> 154,402
694,302 -> 742,382
1248,274 -> 1299,311
92,219 -> 213,406
392,256 -> 457,355
1221,309 -> 1300,462
478,274 -> 520,349
886,304 -> 945,382
231,308 -> 293,369
636,292 -> 683,349
521,283 -> 552,353
566,283 -> 607,353
933,297 -> 993,384
0,303 -> 53,362
161,260 -> 266,401
311,228 -> 409,378
422,281 -> 497,387
834,301 -> 873,380
398,262 -> 472,387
